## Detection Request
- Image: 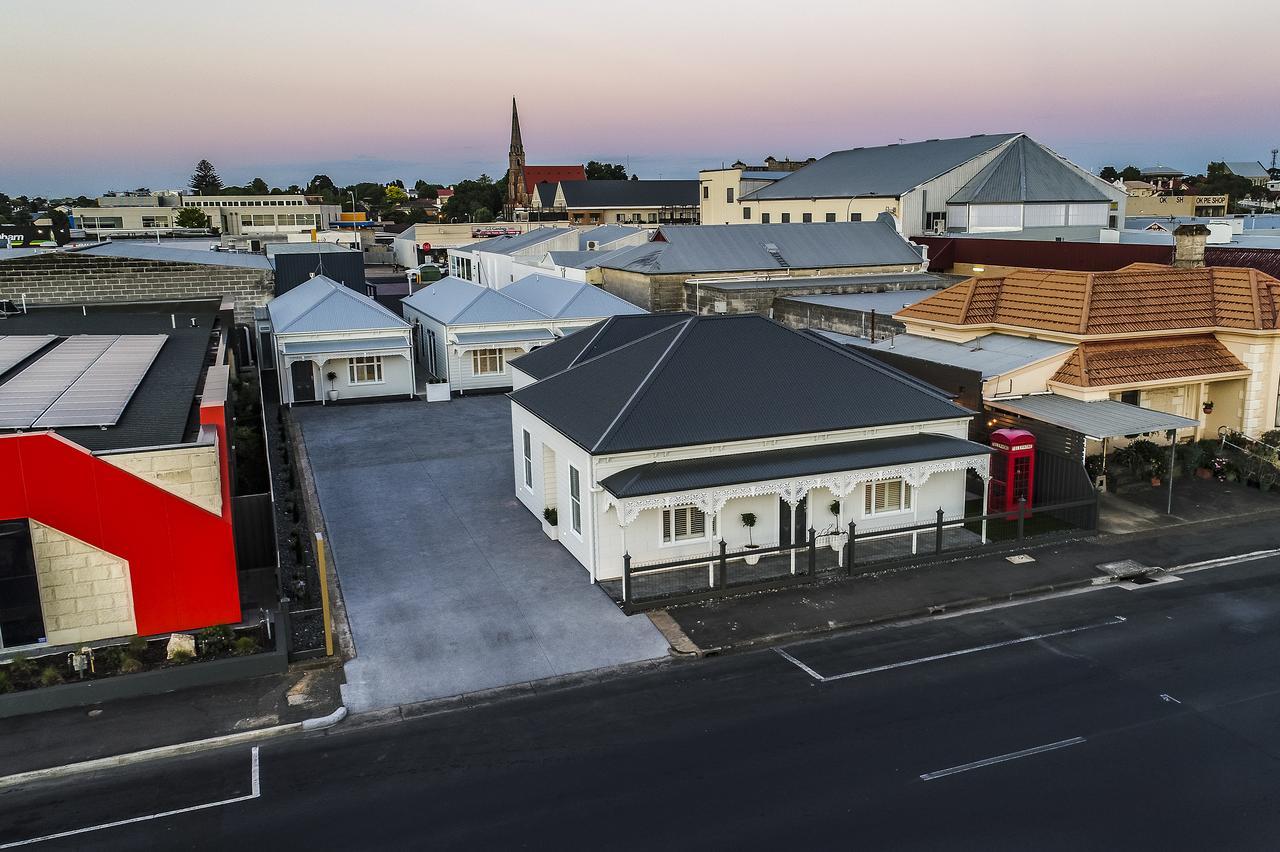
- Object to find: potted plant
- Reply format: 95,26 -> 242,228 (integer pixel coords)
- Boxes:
740,512 -> 760,565
1202,401 -> 1214,415
425,377 -> 451,403
1148,455 -> 1166,487
326,370 -> 339,402
542,506 -> 558,541
828,501 -> 847,551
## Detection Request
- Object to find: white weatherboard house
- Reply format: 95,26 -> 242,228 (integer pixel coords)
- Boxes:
264,274 -> 414,405
400,274 -> 646,393
508,313 -> 994,593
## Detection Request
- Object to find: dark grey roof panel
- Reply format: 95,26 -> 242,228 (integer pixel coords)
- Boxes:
558,180 -> 699,208
742,134 -> 1019,200
508,313 -> 690,380
510,314 -> 970,454
601,433 -> 993,497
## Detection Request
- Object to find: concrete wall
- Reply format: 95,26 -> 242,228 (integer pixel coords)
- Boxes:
100,445 -> 223,515
773,299 -> 910,338
30,520 -> 137,646
0,254 -> 272,324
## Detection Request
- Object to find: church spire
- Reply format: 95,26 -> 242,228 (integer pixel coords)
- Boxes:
506,97 -> 528,216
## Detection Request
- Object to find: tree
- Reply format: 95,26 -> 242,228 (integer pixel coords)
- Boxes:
388,179 -> 405,189
1189,162 -> 1254,211
1099,166 -> 1119,182
250,177 -> 269,194
586,161 -> 628,180
189,159 -> 223,195
415,179 -> 444,199
440,174 -> 504,222
1119,166 -> 1142,182
176,207 -> 210,228
384,184 -> 409,203
308,174 -> 336,194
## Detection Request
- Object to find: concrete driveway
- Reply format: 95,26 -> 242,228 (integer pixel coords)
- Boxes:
294,395 -> 669,713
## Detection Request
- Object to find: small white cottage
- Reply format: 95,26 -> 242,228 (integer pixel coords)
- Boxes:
508,313 -> 994,588
263,274 -> 415,405
401,274 -> 646,393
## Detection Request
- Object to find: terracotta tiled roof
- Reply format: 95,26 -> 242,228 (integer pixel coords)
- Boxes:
524,165 -> 586,193
897,264 -> 1280,335
1051,335 -> 1249,388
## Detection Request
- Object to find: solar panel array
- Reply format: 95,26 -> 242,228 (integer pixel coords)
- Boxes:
0,334 -> 167,429
35,335 -> 167,428
0,335 -> 56,377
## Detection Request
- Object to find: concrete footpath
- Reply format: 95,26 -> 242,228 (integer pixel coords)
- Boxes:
0,664 -> 342,777
665,513 -> 1280,653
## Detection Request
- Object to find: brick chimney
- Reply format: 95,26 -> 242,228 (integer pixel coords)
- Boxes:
1172,223 -> 1210,269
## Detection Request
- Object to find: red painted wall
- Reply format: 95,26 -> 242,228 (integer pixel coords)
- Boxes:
0,430 -> 240,636
915,236 -> 1173,272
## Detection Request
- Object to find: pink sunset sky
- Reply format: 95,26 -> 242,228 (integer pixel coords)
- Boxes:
3,0 -> 1277,196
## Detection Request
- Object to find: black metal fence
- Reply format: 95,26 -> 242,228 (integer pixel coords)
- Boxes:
232,492 -> 279,609
611,495 -> 1098,613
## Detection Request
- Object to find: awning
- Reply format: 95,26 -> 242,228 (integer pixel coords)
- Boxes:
451,329 -> 557,347
281,337 -> 409,356
600,433 -> 993,499
987,394 -> 1200,440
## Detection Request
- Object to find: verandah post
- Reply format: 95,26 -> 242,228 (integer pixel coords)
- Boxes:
622,552 -> 631,603
935,508 -> 944,554
718,538 -> 727,588
846,521 -> 856,576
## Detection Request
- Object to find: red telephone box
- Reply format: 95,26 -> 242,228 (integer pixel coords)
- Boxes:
990,428 -> 1036,517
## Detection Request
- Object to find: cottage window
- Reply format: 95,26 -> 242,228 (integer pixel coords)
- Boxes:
825,213 -> 836,222
850,213 -> 862,222
348,356 -> 383,384
781,213 -> 791,223
522,430 -> 533,488
569,465 -> 582,534
802,212 -> 812,223
743,207 -> 752,220
472,349 -> 505,375
726,187 -> 734,204
761,213 -> 771,224
864,479 -> 912,516
662,507 -> 708,543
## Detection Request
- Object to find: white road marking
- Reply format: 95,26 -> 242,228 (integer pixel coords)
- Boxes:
775,617 -> 1127,683
1171,549 -> 1280,574
920,736 -> 1086,781
0,747 -> 261,848
1160,693 -> 1182,704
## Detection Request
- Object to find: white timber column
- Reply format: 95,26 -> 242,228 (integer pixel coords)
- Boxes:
980,472 -> 990,544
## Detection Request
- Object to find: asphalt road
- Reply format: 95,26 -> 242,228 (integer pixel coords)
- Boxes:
6,553 -> 1280,850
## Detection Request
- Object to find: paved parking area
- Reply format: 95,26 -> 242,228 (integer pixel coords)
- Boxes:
294,395 -> 669,713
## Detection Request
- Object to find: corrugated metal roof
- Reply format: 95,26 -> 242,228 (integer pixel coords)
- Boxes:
1225,161 -> 1269,179
559,180 -> 699,208
509,314 -> 970,454
265,242 -> 359,256
948,137 -> 1110,204
836,332 -> 1073,379
546,248 -> 635,269
74,241 -> 272,269
457,227 -> 576,255
599,221 -> 924,275
774,290 -> 940,312
601,433 -> 993,498
699,272 -> 951,292
400,276 -> 545,325
578,224 -> 646,249
509,314 -> 691,380
742,134 -> 1019,200
267,274 -> 408,333
1140,164 -> 1185,177
501,274 -> 647,319
987,394 -> 1199,439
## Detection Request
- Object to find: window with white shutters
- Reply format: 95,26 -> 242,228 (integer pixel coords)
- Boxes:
864,479 -> 912,516
662,507 -> 708,543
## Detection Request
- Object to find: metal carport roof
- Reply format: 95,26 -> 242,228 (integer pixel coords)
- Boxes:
987,394 -> 1200,440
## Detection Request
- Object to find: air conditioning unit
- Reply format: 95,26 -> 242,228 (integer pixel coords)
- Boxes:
586,240 -> 599,250
714,300 -> 728,314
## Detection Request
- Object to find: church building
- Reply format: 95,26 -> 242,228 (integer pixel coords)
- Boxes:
505,98 -> 586,218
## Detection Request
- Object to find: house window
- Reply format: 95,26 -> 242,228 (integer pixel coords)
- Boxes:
864,479 -> 912,516
781,213 -> 791,223
802,212 -> 812,223
743,207 -> 752,220
1119,390 -> 1140,406
850,213 -> 862,222
702,185 -> 709,199
0,519 -> 45,648
568,465 -> 582,535
662,506 -> 708,543
761,213 -> 771,224
348,355 -> 383,384
826,213 -> 836,222
472,348 -> 504,375
522,430 -> 533,488
726,187 -> 734,204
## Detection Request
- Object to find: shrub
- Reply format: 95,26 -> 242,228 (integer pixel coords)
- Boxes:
829,500 -> 840,516
39,667 -> 64,687
232,636 -> 259,656
119,655 -> 144,674
128,635 -> 149,656
0,669 -> 11,694
97,646 -> 124,672
1180,441 -> 1205,474
7,655 -> 37,685
198,625 -> 234,655
169,650 -> 195,665
543,507 -> 558,525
